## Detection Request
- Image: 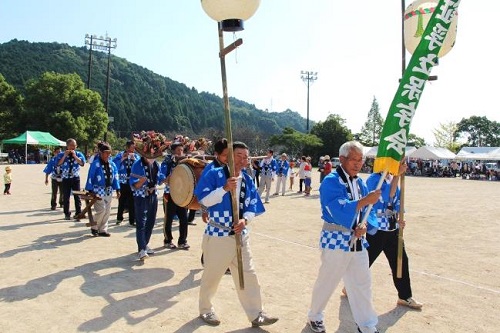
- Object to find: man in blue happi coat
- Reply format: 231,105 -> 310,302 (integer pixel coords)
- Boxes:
194,141 -> 278,328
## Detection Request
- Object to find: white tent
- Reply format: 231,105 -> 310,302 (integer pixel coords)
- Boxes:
408,146 -> 456,160
455,147 -> 500,160
364,146 -> 417,158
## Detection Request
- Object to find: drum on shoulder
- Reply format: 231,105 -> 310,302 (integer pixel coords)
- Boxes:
169,157 -> 210,210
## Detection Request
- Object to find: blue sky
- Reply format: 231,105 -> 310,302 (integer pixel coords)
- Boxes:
0,1 -> 497,144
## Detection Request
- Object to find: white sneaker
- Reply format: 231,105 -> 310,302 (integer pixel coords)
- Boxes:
138,249 -> 149,260
146,246 -> 155,255
397,297 -> 423,309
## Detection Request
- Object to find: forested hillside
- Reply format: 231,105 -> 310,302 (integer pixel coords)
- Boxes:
0,39 -> 308,137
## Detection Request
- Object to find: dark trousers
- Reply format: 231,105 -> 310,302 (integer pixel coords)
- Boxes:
4,183 -> 11,194
163,198 -> 188,245
134,194 -> 157,252
254,170 -> 260,188
299,178 -> 305,192
62,177 -> 81,217
188,209 -> 197,222
50,179 -> 63,209
117,183 -> 135,224
366,229 -> 412,300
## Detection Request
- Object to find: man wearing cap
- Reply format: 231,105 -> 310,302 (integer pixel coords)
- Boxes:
273,153 -> 290,196
85,142 -> 121,237
113,140 -> 140,226
258,149 -> 277,203
322,155 -> 333,181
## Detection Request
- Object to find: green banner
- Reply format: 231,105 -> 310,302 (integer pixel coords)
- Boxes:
374,0 -> 460,175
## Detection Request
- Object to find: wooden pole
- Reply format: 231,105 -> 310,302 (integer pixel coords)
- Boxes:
217,23 -> 245,290
397,0 -> 407,278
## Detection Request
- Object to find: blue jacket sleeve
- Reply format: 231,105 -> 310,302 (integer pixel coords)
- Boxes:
319,175 -> 358,229
85,160 -> 97,191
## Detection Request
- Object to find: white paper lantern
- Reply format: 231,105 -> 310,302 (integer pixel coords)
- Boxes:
404,0 -> 458,57
201,0 -> 261,31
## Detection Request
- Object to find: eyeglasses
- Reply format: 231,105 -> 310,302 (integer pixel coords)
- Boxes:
345,157 -> 365,164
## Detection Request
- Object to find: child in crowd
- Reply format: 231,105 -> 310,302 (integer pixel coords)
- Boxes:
4,166 -> 12,195
304,157 -> 312,196
288,159 -> 296,191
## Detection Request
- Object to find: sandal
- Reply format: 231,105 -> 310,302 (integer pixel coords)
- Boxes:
164,242 -> 177,249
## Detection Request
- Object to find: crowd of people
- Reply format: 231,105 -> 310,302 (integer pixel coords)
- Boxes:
403,159 -> 499,181
27,134 -> 429,332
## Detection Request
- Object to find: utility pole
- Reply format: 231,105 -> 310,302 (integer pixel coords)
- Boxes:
300,71 -> 318,133
84,33 -> 117,141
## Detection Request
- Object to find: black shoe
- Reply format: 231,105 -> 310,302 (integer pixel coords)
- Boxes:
309,320 -> 326,333
357,326 -> 379,333
188,221 -> 197,226
98,232 -> 111,237
64,215 -> 71,220
51,207 -> 56,210
91,229 -> 98,237
129,222 -> 136,226
251,312 -> 278,327
116,219 -> 122,225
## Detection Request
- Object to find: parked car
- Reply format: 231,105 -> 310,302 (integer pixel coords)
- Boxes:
331,157 -> 340,168
485,162 -> 499,172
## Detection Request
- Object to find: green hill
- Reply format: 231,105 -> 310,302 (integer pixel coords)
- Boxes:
0,39 -> 309,138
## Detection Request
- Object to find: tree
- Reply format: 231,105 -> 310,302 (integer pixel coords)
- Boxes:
309,114 -> 352,162
269,127 -> 322,159
0,73 -> 23,139
407,133 -> 426,148
455,116 -> 500,147
433,121 -> 461,152
359,96 -> 384,146
23,72 -> 107,148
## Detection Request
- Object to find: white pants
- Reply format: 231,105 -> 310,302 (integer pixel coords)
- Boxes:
274,175 -> 287,195
92,194 -> 112,233
308,248 -> 378,333
258,176 -> 273,202
199,234 -> 263,321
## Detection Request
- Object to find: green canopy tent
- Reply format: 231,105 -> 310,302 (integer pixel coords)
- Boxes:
1,131 -> 66,164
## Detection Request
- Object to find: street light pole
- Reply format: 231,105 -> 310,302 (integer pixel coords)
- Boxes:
84,34 -> 93,89
84,33 -> 117,141
300,71 -> 318,133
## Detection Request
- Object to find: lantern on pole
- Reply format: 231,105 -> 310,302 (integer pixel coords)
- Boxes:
200,0 -> 261,290
404,0 -> 458,57
201,0 -> 260,31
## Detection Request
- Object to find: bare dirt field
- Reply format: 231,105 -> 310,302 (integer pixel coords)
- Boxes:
0,164 -> 498,333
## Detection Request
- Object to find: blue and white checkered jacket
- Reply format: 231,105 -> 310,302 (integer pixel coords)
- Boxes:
318,171 -> 378,251
85,158 -> 120,196
129,159 -> 165,198
195,167 -> 265,237
56,151 -> 86,179
112,151 -> 140,184
366,173 -> 401,231
43,155 -> 62,180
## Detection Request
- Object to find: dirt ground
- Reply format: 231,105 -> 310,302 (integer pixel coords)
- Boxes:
0,164 -> 498,333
